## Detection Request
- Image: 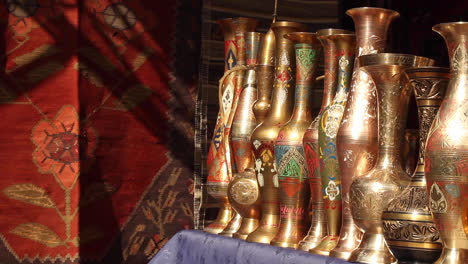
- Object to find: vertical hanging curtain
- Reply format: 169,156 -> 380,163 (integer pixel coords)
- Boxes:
0,0 -> 199,263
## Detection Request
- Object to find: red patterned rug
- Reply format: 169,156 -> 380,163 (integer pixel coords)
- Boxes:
0,0 -> 198,263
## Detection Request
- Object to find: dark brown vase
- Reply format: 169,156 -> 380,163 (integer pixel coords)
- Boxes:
298,29 -> 352,252
246,21 -> 307,244
349,53 -> 435,264
221,32 -> 263,237
309,32 -> 356,256
270,32 -> 322,249
205,17 -> 258,234
401,129 -> 419,176
425,22 -> 468,264
381,66 -> 449,264
332,7 -> 400,260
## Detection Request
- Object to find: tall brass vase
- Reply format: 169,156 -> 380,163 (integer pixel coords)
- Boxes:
298,29 -> 352,251
270,32 -> 322,249
349,53 -> 435,264
381,66 -> 449,264
332,7 -> 400,260
225,32 -> 263,239
425,22 -> 468,264
310,32 -> 356,255
247,21 -> 307,244
205,18 -> 258,234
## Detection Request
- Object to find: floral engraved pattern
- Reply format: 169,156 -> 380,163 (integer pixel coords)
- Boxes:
382,220 -> 440,242
430,183 -> 447,213
452,42 -> 468,73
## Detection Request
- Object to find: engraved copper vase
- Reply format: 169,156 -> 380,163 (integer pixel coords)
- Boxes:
309,32 -> 356,255
332,7 -> 400,260
425,22 -> 468,264
247,21 -> 307,244
401,129 -> 419,176
349,53 -> 435,264
381,66 -> 449,264
270,32 -> 322,249
224,32 -> 263,238
205,18 -> 258,234
298,29 -> 353,252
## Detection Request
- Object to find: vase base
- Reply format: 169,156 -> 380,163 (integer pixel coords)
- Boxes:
434,247 -> 468,264
233,218 -> 259,240
297,236 -> 322,251
270,241 -> 297,249
309,235 -> 339,256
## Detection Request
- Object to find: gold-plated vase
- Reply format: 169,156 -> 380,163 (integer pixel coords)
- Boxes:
401,129 -> 419,176
381,66 -> 449,264
247,21 -> 307,244
425,22 -> 468,264
224,32 -> 263,239
298,29 -> 352,251
349,53 -> 435,264
205,18 -> 258,234
332,7 -> 400,260
308,32 -> 355,255
270,32 -> 322,249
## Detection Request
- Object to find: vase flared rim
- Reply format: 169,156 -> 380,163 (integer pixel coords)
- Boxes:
405,66 -> 450,74
359,53 -> 435,68
284,32 -> 321,45
433,21 -> 468,34
316,28 -> 353,36
346,7 -> 400,18
272,21 -> 307,30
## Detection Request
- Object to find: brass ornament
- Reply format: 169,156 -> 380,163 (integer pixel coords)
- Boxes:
332,7 -> 400,260
349,53 -> 435,264
425,22 -> 468,264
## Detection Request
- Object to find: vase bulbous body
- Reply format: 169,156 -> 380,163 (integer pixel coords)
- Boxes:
349,53 -> 435,264
247,21 -> 307,244
222,32 -> 263,237
309,32 -> 356,255
298,29 -> 353,251
425,22 -> 468,264
331,7 -> 400,260
382,66 -> 449,264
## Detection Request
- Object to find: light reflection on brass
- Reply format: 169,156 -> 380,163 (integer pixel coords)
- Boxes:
205,17 -> 258,234
247,21 -> 307,244
332,7 -> 400,260
425,22 -> 468,264
349,53 -> 435,264
298,29 -> 352,252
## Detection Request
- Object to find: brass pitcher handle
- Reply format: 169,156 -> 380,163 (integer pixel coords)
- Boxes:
316,75 -> 324,81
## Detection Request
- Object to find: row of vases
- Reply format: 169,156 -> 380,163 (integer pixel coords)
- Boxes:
204,7 -> 468,264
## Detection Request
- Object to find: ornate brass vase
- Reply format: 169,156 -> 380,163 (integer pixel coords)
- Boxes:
381,66 -> 449,264
332,7 -> 400,260
247,21 -> 307,244
309,32 -> 355,255
205,18 -> 258,234
223,32 -> 263,238
401,129 -> 419,176
425,22 -> 468,264
298,29 -> 352,251
270,32 -> 322,249
349,53 -> 435,264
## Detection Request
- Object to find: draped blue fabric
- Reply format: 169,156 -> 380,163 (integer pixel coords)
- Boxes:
149,230 -> 352,264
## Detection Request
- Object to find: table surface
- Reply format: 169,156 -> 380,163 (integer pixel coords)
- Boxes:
150,230 -> 353,264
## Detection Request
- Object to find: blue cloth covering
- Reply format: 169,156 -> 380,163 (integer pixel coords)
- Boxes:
150,230 -> 353,264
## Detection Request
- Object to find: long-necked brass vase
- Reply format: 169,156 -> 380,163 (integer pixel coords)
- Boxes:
349,53 -> 435,264
205,18 -> 258,234
247,21 -> 307,244
270,32 -> 322,249
331,7 -> 400,260
224,32 -> 263,239
425,22 -> 468,264
298,29 -> 352,251
310,32 -> 356,255
381,66 -> 449,264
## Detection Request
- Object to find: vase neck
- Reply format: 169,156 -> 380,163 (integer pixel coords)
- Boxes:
319,42 -> 338,111
290,43 -> 320,122
433,23 -> 468,75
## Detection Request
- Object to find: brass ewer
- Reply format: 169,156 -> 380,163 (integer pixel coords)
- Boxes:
247,21 -> 307,244
270,32 -> 322,249
349,53 -> 435,264
225,32 -> 263,239
205,17 -> 258,234
381,66 -> 449,264
298,29 -> 352,251
309,32 -> 356,255
332,7 -> 400,260
425,22 -> 468,264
